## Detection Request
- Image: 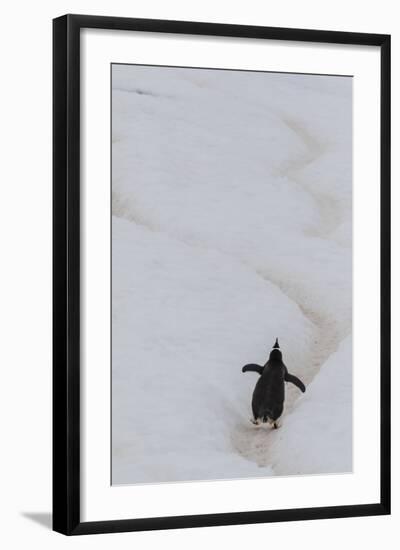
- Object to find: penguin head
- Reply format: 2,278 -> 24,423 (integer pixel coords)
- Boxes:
269,338 -> 282,360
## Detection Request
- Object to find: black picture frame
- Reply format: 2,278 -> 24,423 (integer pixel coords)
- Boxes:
53,14 -> 391,536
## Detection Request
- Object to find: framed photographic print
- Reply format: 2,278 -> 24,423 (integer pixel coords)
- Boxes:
53,14 -> 390,535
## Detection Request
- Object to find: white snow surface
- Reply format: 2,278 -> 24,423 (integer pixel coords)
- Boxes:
111,65 -> 352,484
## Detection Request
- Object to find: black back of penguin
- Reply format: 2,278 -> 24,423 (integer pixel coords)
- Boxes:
252,346 -> 286,421
241,338 -> 306,425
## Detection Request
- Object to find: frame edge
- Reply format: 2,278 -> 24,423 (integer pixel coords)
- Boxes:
379,34 -> 391,515
53,14 -> 81,535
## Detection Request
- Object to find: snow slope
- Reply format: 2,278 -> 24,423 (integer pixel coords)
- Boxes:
111,65 -> 352,484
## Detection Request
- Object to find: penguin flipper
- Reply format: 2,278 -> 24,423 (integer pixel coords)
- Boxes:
242,363 -> 264,375
285,372 -> 306,393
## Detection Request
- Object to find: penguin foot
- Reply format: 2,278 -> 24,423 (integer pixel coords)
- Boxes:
250,417 -> 261,426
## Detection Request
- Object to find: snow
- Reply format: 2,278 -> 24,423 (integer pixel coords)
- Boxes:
235,336 -> 352,475
111,65 -> 352,484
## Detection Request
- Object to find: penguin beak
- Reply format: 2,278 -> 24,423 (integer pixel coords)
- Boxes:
273,338 -> 280,349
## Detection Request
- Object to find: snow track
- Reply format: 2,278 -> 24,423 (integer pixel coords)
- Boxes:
280,116 -> 339,238
230,116 -> 345,468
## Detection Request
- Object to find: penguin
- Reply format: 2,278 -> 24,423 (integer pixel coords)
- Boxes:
242,338 -> 305,428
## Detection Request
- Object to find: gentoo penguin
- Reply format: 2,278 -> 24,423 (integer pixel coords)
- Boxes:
242,338 -> 305,428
